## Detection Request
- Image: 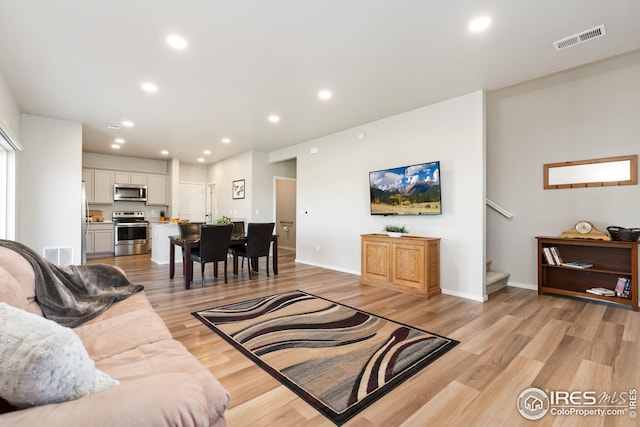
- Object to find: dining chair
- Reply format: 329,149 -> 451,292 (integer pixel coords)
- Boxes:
179,222 -> 203,279
232,222 -> 275,279
229,220 -> 245,262
190,224 -> 233,287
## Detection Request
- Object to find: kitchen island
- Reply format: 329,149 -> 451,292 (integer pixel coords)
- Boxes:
150,222 -> 182,265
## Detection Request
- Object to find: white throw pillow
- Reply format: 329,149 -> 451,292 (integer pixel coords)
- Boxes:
0,302 -> 118,407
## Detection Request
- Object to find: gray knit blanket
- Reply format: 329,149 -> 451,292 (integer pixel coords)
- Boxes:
0,240 -> 144,328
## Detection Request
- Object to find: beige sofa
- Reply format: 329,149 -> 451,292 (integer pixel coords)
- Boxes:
0,246 -> 229,427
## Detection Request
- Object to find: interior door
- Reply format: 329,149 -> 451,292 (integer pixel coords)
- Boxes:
178,182 -> 205,222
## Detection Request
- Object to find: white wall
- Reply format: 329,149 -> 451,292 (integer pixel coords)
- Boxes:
271,91 -> 486,301
208,151 -> 296,223
487,50 -> 640,289
19,114 -> 83,262
0,66 -> 20,141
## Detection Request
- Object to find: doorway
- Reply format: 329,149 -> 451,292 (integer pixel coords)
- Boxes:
177,182 -> 205,221
206,183 -> 217,223
274,177 -> 296,250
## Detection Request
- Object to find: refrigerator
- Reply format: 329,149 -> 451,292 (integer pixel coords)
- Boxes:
81,181 -> 88,264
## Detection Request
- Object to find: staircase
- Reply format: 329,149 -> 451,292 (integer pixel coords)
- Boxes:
486,260 -> 510,295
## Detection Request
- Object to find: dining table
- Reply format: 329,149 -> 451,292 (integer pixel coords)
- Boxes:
169,233 -> 279,289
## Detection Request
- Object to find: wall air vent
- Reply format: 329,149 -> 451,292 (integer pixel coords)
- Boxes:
553,25 -> 606,50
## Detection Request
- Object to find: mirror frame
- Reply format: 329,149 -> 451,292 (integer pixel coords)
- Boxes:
543,155 -> 637,189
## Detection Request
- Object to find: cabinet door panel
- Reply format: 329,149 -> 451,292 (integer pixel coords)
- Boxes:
392,243 -> 424,288
362,240 -> 390,282
93,170 -> 114,204
94,230 -> 114,253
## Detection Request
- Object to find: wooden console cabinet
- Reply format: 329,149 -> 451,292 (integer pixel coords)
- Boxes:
361,234 -> 440,297
536,237 -> 639,311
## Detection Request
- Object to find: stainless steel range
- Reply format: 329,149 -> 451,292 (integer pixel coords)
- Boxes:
112,211 -> 149,256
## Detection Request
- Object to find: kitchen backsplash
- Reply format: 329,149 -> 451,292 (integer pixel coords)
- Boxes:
89,201 -> 168,222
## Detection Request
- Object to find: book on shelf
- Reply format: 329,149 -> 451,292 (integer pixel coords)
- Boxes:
614,277 -> 629,297
542,246 -> 563,265
586,287 -> 615,296
621,278 -> 632,299
542,247 -> 555,265
561,262 -> 594,269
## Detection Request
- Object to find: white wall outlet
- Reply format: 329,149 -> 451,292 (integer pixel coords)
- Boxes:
255,208 -> 260,215
316,245 -> 320,252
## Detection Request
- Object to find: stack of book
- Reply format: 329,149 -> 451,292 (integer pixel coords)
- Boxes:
586,288 -> 615,296
542,247 -> 593,268
614,277 -> 632,299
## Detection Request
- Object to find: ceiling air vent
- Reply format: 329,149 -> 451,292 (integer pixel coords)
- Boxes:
553,24 -> 606,51
107,123 -> 121,130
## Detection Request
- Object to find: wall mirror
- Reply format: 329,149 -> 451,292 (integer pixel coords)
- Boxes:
544,155 -> 637,189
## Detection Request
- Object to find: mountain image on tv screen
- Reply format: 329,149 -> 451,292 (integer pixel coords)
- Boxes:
369,161 -> 441,215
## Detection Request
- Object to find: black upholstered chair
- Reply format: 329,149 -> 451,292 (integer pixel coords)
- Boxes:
180,222 -> 203,239
232,222 -> 275,279
229,220 -> 246,262
190,224 -> 233,287
179,222 -> 203,278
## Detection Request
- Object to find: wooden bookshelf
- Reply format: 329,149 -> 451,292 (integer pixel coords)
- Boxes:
536,236 -> 639,311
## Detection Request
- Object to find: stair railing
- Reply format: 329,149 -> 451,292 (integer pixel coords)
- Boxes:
486,198 -> 513,219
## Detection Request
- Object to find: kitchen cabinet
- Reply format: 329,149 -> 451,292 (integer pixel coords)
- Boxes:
361,233 -> 441,297
83,168 -> 114,204
115,171 -> 147,185
146,173 -> 168,205
87,223 -> 114,255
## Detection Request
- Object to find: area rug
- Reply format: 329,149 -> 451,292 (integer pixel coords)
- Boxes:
193,290 -> 458,425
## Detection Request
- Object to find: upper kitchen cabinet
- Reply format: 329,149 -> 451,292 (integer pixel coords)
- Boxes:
115,171 -> 147,185
146,173 -> 168,205
83,168 -> 114,204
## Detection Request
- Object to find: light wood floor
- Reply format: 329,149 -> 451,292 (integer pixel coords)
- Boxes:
89,249 -> 640,427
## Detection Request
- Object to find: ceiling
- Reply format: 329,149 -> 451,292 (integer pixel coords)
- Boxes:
0,1 -> 639,165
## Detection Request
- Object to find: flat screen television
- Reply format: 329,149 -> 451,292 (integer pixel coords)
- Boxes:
369,161 -> 441,215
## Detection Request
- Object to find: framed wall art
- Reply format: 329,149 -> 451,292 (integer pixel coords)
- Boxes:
232,179 -> 245,199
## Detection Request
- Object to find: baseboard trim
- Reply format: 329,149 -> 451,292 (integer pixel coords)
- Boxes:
507,281 -> 537,291
294,259 -> 360,276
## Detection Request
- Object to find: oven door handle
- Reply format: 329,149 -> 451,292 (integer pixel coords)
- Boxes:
115,223 -> 149,228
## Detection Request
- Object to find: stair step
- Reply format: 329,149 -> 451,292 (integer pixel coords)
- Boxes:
486,270 -> 510,295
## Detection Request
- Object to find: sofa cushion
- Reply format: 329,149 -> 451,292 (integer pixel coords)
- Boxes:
73,292 -> 173,361
96,339 -> 230,424
0,265 -> 28,310
0,302 -> 118,407
0,247 -> 42,316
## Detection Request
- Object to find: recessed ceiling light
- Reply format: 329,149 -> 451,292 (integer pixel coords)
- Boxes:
203,150 -> 211,155
111,144 -> 121,149
167,35 -> 187,49
141,82 -> 158,92
197,158 -> 205,162
122,120 -> 134,127
318,89 -> 332,100
114,138 -> 125,143
268,114 -> 280,123
161,150 -> 169,155
221,138 -> 231,144
468,16 -> 491,32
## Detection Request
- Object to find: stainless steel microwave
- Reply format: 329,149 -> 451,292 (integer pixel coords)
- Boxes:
114,184 -> 147,202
